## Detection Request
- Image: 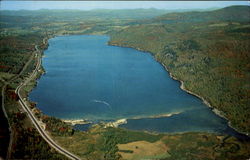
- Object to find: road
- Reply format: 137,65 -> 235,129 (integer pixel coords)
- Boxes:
1,46 -> 36,159
13,45 -> 81,160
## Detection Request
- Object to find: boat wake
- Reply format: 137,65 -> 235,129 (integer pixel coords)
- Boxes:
91,99 -> 112,110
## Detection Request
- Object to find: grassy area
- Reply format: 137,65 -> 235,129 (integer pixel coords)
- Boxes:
118,140 -> 170,160
161,133 -> 250,160
52,125 -> 250,160
1,6 -> 250,159
0,72 -> 15,81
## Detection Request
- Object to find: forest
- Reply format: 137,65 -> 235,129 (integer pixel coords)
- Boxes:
109,5 -> 250,134
0,5 -> 250,160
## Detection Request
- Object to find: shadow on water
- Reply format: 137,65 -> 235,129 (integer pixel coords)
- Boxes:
220,126 -> 250,142
74,108 -> 250,142
74,122 -> 250,142
118,108 -> 250,141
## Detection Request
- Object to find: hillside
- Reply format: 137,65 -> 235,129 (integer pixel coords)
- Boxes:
0,9 -> 171,23
1,5 -> 250,159
155,5 -> 250,23
109,5 -> 250,134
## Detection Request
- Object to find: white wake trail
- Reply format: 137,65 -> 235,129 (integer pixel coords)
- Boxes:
91,99 -> 112,110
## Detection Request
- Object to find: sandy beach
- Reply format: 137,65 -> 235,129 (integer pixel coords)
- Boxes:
62,119 -> 91,125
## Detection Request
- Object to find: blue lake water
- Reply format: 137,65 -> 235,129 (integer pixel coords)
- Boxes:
30,35 -> 232,134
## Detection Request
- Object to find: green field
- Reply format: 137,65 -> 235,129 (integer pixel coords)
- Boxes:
0,5 -> 250,159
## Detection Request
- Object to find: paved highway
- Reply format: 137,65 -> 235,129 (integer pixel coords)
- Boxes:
1,46 -> 36,159
14,45 -> 81,160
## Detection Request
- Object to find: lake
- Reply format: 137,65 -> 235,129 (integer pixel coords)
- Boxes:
30,35 -> 231,134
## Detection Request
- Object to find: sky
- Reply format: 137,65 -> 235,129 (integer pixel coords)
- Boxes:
0,1 -> 249,11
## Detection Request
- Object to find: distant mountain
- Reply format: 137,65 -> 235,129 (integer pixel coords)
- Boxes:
0,8 -> 219,22
0,9 -> 169,21
155,5 -> 250,23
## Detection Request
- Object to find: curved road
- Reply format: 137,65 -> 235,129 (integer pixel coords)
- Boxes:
2,45 -> 36,159
14,46 -> 81,160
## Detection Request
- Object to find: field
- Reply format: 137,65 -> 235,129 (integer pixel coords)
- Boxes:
52,126 -> 250,160
0,6 -> 250,159
118,140 -> 170,160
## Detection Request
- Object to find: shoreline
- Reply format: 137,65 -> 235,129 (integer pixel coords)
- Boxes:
108,41 -> 249,136
103,112 -> 181,128
27,35 -> 248,136
60,111 -> 181,126
162,62 -> 249,136
104,119 -> 127,128
130,112 -> 182,120
62,119 -> 92,125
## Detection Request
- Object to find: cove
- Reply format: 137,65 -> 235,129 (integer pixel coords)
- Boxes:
30,35 -> 230,134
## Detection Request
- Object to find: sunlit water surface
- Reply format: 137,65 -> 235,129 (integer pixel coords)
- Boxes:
30,35 -> 240,135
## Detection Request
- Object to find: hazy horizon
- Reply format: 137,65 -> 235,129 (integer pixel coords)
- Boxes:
1,1 -> 249,11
